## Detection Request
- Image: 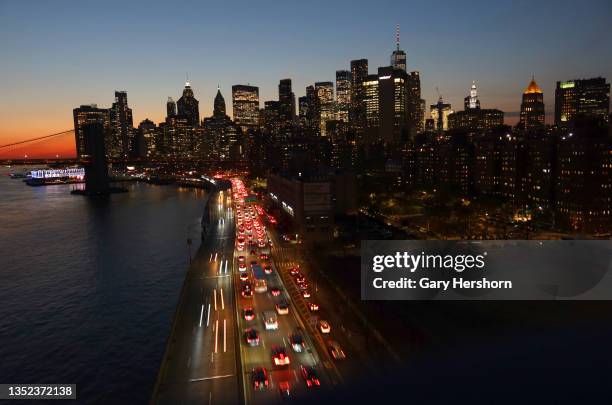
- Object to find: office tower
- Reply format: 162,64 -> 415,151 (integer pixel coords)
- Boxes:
363,74 -> 380,142
335,70 -> 351,123
73,104 -> 111,159
166,97 -> 177,117
350,59 -> 368,136
261,101 -> 281,134
519,77 -> 545,131
164,115 -> 192,158
430,96 -> 454,132
378,66 -> 408,143
464,81 -> 480,109
278,78 -> 295,123
232,85 -> 259,133
213,86 -> 226,117
137,119 -> 158,158
407,71 -> 425,134
109,91 -> 134,159
315,81 -> 334,136
177,81 -> 200,126
82,122 -> 109,194
203,87 -> 238,160
390,24 -> 406,72
448,82 -> 504,135
555,77 -> 610,126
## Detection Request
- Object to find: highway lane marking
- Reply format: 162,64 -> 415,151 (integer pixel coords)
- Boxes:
215,319 -> 219,353
209,391 -> 212,405
223,319 -> 227,352
189,374 -> 234,382
199,304 -> 204,327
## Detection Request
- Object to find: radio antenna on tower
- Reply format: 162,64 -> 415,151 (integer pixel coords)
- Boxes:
395,24 -> 400,51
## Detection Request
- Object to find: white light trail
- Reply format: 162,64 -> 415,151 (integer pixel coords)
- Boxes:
199,304 -> 204,327
214,319 -> 219,353
213,289 -> 217,311
206,303 -> 211,327
223,319 -> 227,352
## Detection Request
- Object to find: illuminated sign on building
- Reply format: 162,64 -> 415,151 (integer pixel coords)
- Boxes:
560,81 -> 575,89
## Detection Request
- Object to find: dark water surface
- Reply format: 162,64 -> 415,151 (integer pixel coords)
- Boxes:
0,167 -> 207,403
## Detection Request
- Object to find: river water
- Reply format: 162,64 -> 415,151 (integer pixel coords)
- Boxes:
0,166 -> 207,403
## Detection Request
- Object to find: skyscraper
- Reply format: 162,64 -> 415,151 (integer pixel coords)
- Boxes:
232,85 -> 259,133
350,59 -> 368,137
335,70 -> 351,123
555,77 -> 610,127
377,66 -> 408,143
73,104 -> 111,159
363,74 -> 379,142
315,81 -> 334,136
177,81 -> 200,126
166,97 -> 177,117
213,86 -> 226,117
390,24 -> 406,72
109,91 -> 134,158
464,81 -> 481,110
278,79 -> 295,123
519,77 -> 545,131
407,71 -> 425,134
430,96 -> 454,132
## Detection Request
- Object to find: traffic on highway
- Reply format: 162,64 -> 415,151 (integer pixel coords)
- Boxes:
230,178 -> 339,403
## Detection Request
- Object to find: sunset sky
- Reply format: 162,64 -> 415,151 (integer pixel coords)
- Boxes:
1,0 -> 611,158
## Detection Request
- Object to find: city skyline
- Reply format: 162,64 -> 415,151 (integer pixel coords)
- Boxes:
1,0 -> 612,158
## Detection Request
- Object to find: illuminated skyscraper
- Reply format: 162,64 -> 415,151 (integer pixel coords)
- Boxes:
350,59 -> 368,137
335,70 -> 351,123
109,91 -> 134,158
177,81 -> 200,126
555,77 -> 610,127
430,96 -> 454,132
73,104 -> 111,159
213,86 -> 226,117
519,77 -> 545,131
232,85 -> 259,132
464,81 -> 480,110
363,74 -> 379,142
378,66 -> 408,143
390,24 -> 406,72
315,81 -> 334,136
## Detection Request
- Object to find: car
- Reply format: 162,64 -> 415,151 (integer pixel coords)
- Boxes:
275,300 -> 289,315
243,307 -> 255,321
300,365 -> 320,387
270,286 -> 281,297
250,249 -> 257,255
241,287 -> 253,298
238,255 -> 245,263
258,241 -> 267,248
238,263 -> 247,272
327,340 -> 346,359
239,272 -> 249,281
272,345 -> 290,366
302,290 -> 311,299
260,253 -> 269,260
289,333 -> 304,352
252,367 -> 269,390
263,311 -> 278,330
289,267 -> 299,276
264,265 -> 272,274
245,328 -> 260,346
318,320 -> 330,334
298,282 -> 308,291
296,275 -> 306,284
308,302 -> 319,312
278,381 -> 291,400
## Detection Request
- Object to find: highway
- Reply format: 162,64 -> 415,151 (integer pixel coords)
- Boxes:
152,190 -> 239,405
231,179 -> 334,404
